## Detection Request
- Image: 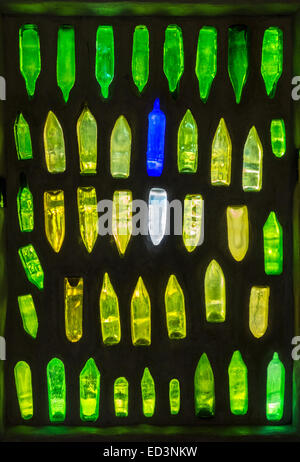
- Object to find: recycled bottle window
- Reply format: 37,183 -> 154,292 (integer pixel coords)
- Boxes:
7,16 -> 294,433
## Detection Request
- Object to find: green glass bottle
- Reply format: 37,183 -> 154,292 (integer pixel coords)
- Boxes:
114,377 -> 129,417
95,25 -> 114,99
266,352 -> 285,421
261,27 -> 283,98
228,26 -> 249,104
17,184 -> 34,232
195,26 -> 217,102
19,24 -> 41,97
177,109 -> 198,173
14,113 -> 33,160
80,358 -> 100,422
169,378 -> 180,415
263,211 -> 283,275
141,367 -> 155,417
163,25 -> 184,93
228,351 -> 248,415
17,294 -> 38,338
18,244 -> 44,290
132,25 -> 149,93
14,361 -> 33,420
194,353 -> 215,417
57,25 -> 75,102
182,194 -> 204,253
271,119 -> 286,158
47,357 -> 66,422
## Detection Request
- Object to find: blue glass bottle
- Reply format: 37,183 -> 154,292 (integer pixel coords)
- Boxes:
146,99 -> 166,177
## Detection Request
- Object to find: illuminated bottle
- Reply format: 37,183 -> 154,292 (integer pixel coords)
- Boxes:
18,294 -> 38,338
242,126 -> 263,192
95,25 -> 114,98
271,119 -> 286,158
77,106 -> 97,174
177,109 -> 198,173
263,211 -> 283,275
19,24 -> 41,97
79,358 -> 100,422
57,25 -> 75,102
163,25 -> 184,93
99,273 -> 121,345
183,194 -> 204,252
169,378 -> 180,415
64,277 -> 83,343
249,286 -> 270,338
44,190 -> 65,253
77,186 -> 98,253
14,361 -> 33,420
44,111 -> 66,173
146,99 -> 166,177
261,27 -> 283,98
47,357 -> 66,422
14,113 -> 33,160
110,115 -> 131,178
19,244 -> 44,290
17,183 -> 34,232
141,367 -> 155,417
132,25 -> 149,93
226,205 -> 249,261
114,377 -> 129,417
195,26 -> 217,102
266,352 -> 285,421
211,118 -> 232,186
112,190 -> 132,256
228,351 -> 248,415
228,26 -> 249,104
148,188 -> 167,246
131,276 -> 151,346
165,275 -> 186,339
205,259 -> 226,323
194,353 -> 215,417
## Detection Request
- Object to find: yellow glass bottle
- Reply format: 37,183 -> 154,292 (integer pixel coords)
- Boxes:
131,276 -> 151,346
112,190 -> 132,256
211,118 -> 232,186
77,106 -> 97,175
110,115 -> 131,178
77,186 -> 98,253
226,205 -> 249,262
242,126 -> 263,192
44,190 -> 65,253
249,286 -> 270,338
182,194 -> 204,252
165,275 -> 186,339
64,277 -> 83,342
204,259 -> 226,322
44,111 -> 66,173
99,273 -> 121,345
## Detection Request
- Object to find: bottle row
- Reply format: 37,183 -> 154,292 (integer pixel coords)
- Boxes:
14,106 -> 287,178
18,273 -> 271,342
14,351 -> 285,422
19,24 -> 283,102
17,184 -> 284,266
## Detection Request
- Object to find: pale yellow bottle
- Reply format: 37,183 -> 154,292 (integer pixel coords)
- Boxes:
249,286 -> 270,338
227,205 -> 249,261
65,277 -> 83,342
